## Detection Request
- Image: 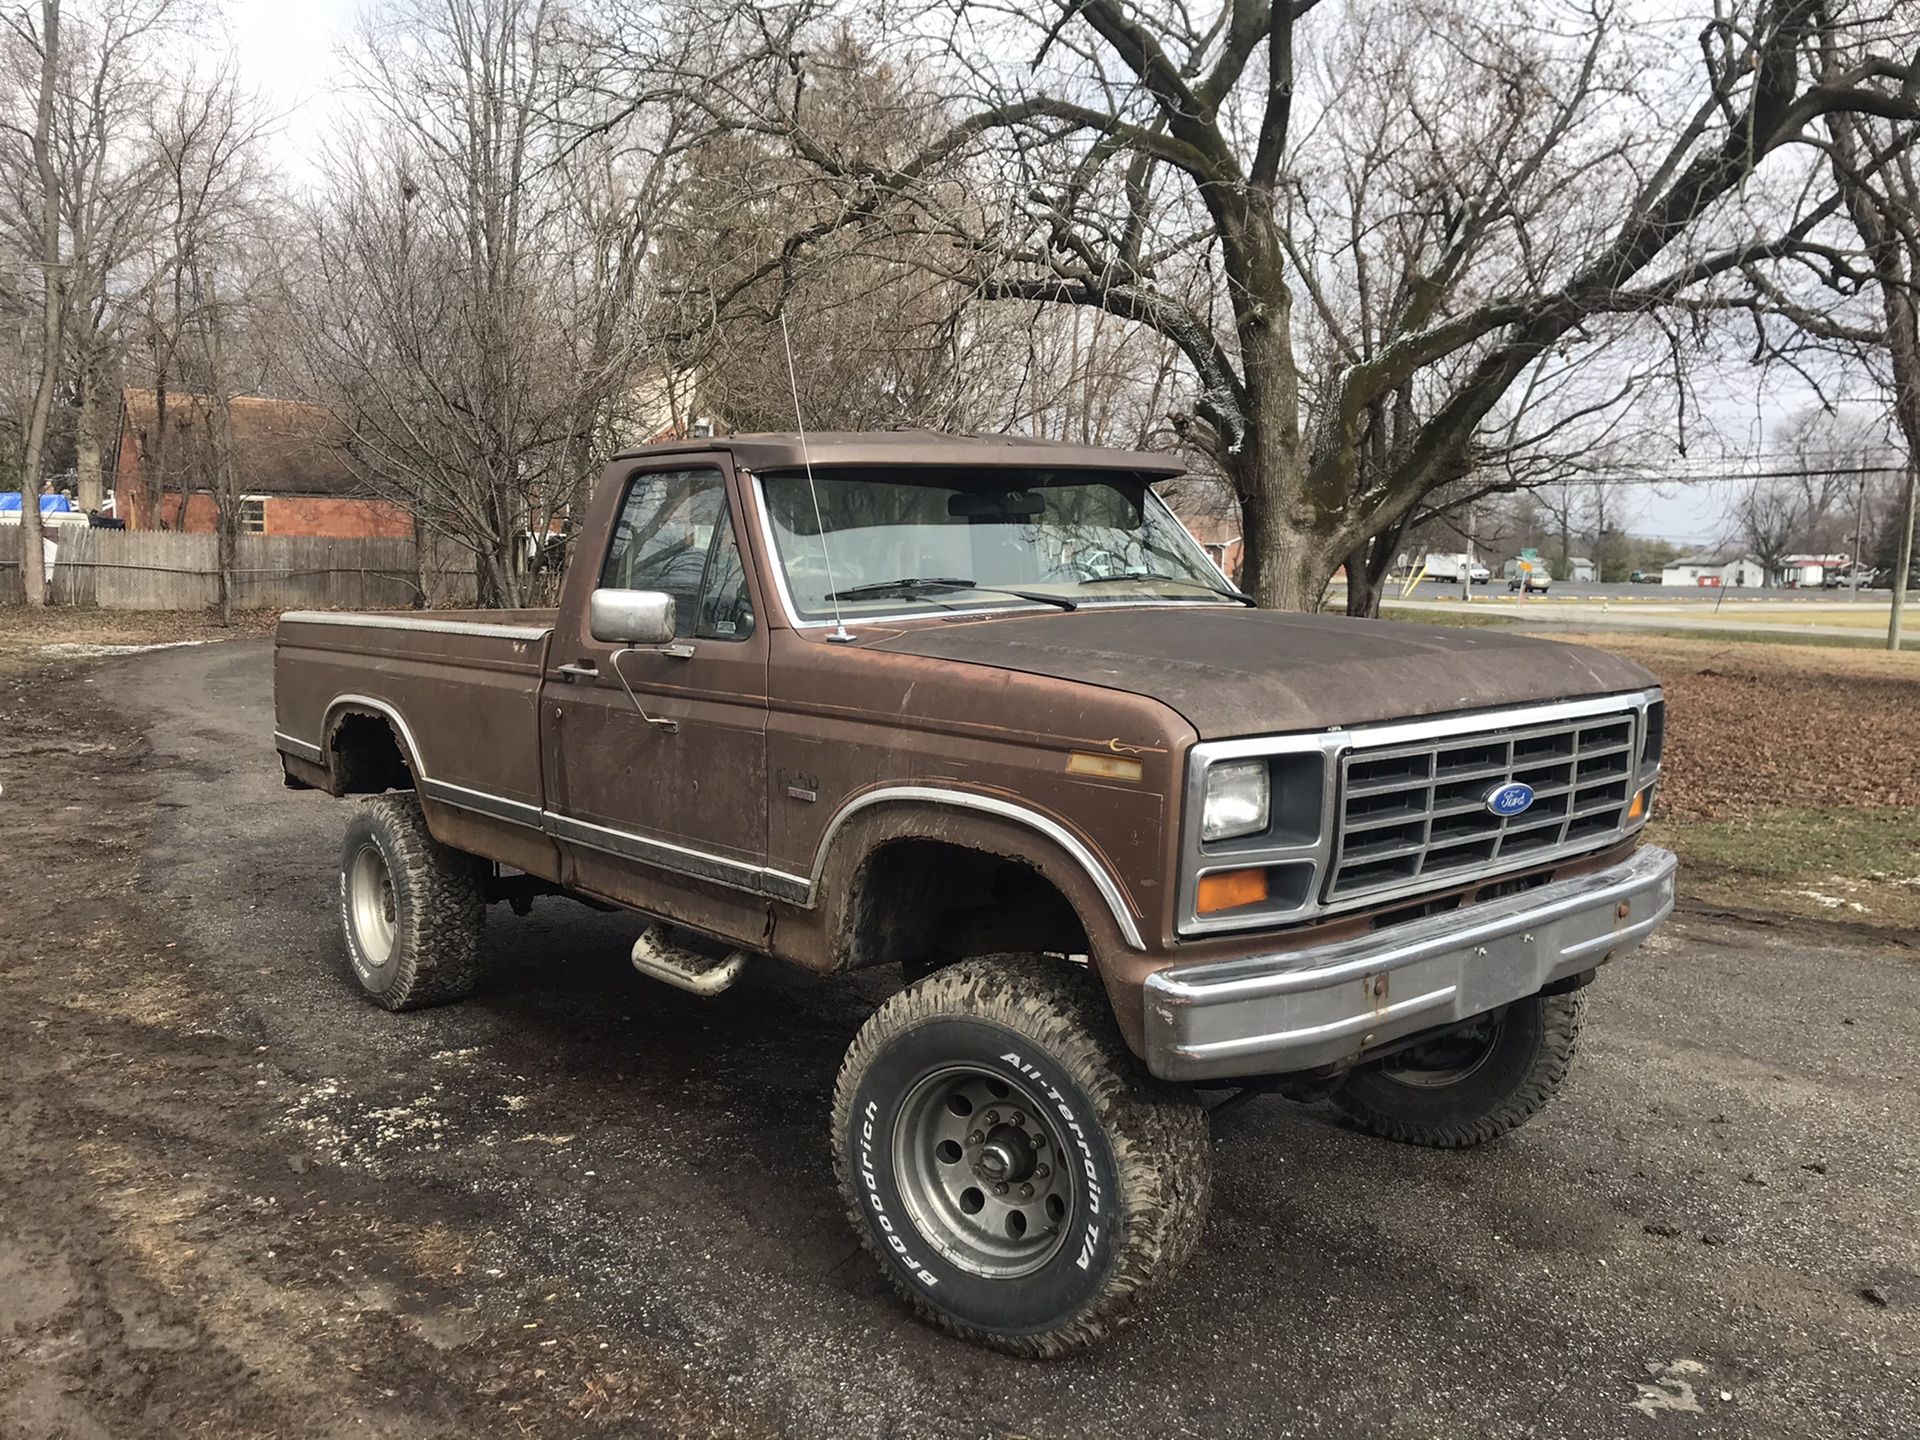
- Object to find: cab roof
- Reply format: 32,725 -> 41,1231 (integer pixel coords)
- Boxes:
612,429 -> 1188,477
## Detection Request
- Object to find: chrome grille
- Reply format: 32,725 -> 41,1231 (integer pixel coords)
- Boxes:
1328,710 -> 1640,902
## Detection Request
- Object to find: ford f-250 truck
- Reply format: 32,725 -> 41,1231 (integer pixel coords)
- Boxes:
273,431 -> 1674,1355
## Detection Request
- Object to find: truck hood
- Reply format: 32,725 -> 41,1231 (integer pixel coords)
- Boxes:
867,607 -> 1656,739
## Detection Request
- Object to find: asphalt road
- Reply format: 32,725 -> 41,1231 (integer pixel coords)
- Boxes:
4,640 -> 1916,1438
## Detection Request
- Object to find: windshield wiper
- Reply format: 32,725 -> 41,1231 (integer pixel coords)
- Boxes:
828,577 -> 1077,611
828,576 -> 974,599
1076,572 -> 1255,605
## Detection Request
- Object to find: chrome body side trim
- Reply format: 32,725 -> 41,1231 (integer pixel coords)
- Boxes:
281,610 -> 552,642
277,700 -> 809,907
808,786 -> 1146,951
273,730 -> 324,764
420,778 -> 545,828
1143,845 -> 1677,1080
546,811 -> 811,904
321,693 -> 428,777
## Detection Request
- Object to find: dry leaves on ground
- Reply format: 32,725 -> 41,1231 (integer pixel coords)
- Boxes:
1558,635 -> 1920,823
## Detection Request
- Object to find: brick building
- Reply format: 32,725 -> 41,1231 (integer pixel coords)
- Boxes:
111,390 -> 412,538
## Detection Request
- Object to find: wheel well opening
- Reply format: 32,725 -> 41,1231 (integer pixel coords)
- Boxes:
327,711 -> 414,795
842,839 -> 1091,973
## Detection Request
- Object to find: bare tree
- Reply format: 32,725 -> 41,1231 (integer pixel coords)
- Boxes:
658,0 -> 1920,611
52,0 -> 173,511
299,0 -> 687,607
1819,5 -> 1920,643
118,65 -> 268,540
7,0 -> 62,608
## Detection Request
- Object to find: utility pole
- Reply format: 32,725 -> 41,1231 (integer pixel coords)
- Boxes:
1890,458 -> 1916,651
1851,463 -> 1866,600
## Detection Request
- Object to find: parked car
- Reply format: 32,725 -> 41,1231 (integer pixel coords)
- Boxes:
1629,571 -> 1658,584
274,432 -> 1673,1356
1508,567 -> 1552,593
1470,563 -> 1491,583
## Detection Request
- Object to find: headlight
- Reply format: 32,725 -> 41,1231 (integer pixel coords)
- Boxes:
1202,759 -> 1270,841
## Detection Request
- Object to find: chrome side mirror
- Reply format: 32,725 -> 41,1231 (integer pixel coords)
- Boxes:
589,589 -> 676,646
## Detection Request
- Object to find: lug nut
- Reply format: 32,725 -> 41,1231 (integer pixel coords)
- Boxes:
1019,1183 -> 1034,1199
967,1130 -> 984,1146
984,1110 -> 1000,1125
1012,1111 -> 1026,1127
1031,1133 -> 1045,1148
1034,1164 -> 1049,1179
993,1182 -> 1009,1196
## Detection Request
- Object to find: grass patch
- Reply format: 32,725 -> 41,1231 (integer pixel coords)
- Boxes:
1378,603 -> 1918,650
1651,807 -> 1920,932
1377,605 -> 1530,629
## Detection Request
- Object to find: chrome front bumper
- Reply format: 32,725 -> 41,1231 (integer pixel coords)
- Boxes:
1141,846 -> 1677,1081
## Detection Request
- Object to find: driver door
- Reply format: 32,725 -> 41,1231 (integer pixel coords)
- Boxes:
543,461 -> 771,909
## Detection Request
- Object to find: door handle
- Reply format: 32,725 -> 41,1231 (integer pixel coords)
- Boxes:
556,662 -> 599,681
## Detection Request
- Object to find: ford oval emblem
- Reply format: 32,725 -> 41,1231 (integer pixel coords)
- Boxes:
1486,782 -> 1535,817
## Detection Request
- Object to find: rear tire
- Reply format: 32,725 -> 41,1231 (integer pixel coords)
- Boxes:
338,795 -> 485,1011
1330,991 -> 1584,1148
832,955 -> 1210,1356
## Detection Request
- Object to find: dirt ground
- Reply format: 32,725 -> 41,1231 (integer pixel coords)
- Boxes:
3,638 -> 1917,1439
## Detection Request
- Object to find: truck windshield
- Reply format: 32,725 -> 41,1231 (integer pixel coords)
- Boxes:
757,467 -> 1238,622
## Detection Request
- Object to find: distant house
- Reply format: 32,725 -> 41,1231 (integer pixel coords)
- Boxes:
1661,554 -> 1765,588
1159,477 -> 1243,583
1568,555 -> 1596,583
111,389 -> 412,539
1777,553 -> 1851,588
1170,507 -> 1242,584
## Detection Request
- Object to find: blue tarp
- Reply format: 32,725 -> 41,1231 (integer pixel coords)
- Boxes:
0,493 -> 73,513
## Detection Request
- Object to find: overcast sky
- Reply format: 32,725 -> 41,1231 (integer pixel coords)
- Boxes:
213,1 -> 1892,549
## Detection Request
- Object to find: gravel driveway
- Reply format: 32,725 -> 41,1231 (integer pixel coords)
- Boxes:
2,639 -> 1914,1438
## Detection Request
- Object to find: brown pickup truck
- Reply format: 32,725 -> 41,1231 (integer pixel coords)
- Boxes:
274,431 -> 1675,1355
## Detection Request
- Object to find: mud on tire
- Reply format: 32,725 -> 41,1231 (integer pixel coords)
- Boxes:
338,795 -> 486,1011
1330,990 -> 1585,1148
831,954 -> 1211,1357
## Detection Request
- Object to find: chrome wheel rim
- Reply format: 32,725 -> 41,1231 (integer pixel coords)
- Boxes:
1380,1016 -> 1502,1087
892,1066 -> 1075,1279
347,843 -> 398,969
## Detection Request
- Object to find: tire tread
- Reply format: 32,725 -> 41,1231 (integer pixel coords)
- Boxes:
1331,991 -> 1585,1148
831,954 -> 1210,1357
345,795 -> 486,1011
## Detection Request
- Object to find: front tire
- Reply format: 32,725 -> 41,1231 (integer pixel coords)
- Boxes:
1331,991 -> 1585,1148
338,795 -> 486,1011
831,955 -> 1210,1357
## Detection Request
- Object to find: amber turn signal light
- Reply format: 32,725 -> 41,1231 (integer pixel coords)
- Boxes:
1196,868 -> 1268,914
1628,788 -> 1649,821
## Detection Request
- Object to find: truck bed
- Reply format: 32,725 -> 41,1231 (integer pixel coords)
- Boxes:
273,608 -> 557,832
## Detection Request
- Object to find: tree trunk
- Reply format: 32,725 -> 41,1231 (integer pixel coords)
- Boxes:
18,0 -> 63,610
1229,316 -> 1341,612
74,371 -> 104,512
212,403 -> 237,625
411,511 -> 430,609
1343,547 -> 1382,619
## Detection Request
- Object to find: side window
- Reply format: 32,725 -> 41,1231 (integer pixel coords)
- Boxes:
599,466 -> 755,643
601,469 -> 725,635
697,521 -> 755,641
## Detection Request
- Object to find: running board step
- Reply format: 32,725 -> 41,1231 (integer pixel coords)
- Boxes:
630,927 -> 749,996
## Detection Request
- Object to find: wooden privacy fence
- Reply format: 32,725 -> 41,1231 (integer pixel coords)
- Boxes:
0,528 -> 476,610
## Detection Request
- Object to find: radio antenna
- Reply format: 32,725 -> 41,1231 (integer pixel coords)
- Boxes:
779,310 -> 853,643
